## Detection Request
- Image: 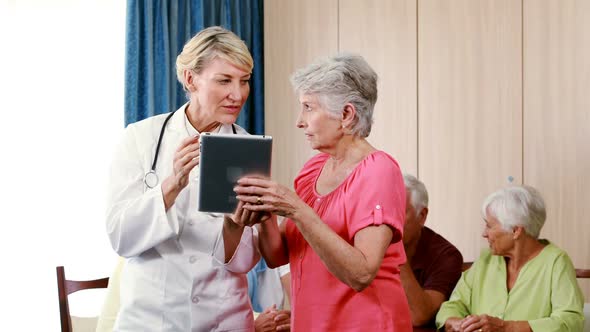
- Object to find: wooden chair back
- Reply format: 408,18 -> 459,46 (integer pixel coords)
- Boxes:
56,266 -> 109,332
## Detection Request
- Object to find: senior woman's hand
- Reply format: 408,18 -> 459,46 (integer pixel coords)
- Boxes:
254,305 -> 278,332
234,177 -> 308,218
444,317 -> 464,332
274,309 -> 291,331
460,314 -> 508,332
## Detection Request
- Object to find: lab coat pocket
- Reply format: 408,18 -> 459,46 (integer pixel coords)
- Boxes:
217,279 -> 254,331
118,254 -> 167,330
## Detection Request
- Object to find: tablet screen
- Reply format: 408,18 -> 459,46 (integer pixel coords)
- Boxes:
198,133 -> 272,213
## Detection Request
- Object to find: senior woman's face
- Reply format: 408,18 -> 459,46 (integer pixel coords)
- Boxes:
296,94 -> 343,151
190,57 -> 251,124
482,211 -> 515,256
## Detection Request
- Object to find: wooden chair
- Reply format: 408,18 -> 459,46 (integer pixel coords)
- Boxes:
56,266 -> 109,332
576,269 -> 590,279
577,269 -> 590,332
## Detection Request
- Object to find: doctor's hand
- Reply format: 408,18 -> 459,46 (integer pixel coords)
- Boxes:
227,200 -> 271,228
161,135 -> 200,210
235,177 -> 308,219
222,200 -> 270,263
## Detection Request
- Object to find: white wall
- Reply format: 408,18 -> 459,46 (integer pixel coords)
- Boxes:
0,0 -> 125,330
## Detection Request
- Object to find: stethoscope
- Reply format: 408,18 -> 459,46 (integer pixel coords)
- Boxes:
143,110 -> 237,189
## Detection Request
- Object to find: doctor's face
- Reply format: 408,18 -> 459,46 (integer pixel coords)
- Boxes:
189,57 -> 251,125
296,94 -> 344,151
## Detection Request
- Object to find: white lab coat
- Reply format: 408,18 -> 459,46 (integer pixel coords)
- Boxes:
106,104 -> 260,332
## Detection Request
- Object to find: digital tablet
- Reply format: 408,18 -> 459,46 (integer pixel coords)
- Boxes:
198,133 -> 273,213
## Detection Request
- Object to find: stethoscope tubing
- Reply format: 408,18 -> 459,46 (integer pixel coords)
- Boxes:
143,110 -> 177,189
143,110 -> 237,189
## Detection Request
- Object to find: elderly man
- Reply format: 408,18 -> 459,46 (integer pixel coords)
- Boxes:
399,174 -> 463,330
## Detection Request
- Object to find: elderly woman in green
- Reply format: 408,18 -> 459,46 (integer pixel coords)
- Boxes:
436,185 -> 584,332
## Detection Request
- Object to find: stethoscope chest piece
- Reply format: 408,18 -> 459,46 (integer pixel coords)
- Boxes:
144,170 -> 159,189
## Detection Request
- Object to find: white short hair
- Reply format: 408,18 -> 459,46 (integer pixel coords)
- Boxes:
290,53 -> 377,138
403,174 -> 429,213
481,185 -> 546,238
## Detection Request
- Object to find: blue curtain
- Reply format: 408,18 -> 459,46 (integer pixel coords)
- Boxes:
125,0 -> 264,135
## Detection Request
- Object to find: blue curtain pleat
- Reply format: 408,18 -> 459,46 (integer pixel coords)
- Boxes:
124,0 -> 264,135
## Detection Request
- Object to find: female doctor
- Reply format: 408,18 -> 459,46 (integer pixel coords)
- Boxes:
106,26 -> 263,331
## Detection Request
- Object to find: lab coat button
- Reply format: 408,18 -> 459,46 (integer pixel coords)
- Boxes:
189,255 -> 197,263
192,295 -> 199,303
188,221 -> 194,226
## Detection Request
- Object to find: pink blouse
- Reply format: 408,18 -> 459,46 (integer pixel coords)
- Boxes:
286,151 -> 412,331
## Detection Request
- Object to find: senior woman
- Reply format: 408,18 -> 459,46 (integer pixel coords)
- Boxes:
436,185 -> 584,332
234,54 -> 412,331
106,26 -> 263,331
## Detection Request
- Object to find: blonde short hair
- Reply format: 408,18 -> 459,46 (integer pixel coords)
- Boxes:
176,26 -> 253,91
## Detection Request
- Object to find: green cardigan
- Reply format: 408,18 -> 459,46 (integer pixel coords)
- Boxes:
436,241 -> 584,332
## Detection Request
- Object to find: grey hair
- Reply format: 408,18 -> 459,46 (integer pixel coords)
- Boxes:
403,174 -> 429,214
481,185 -> 546,238
290,53 -> 378,138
